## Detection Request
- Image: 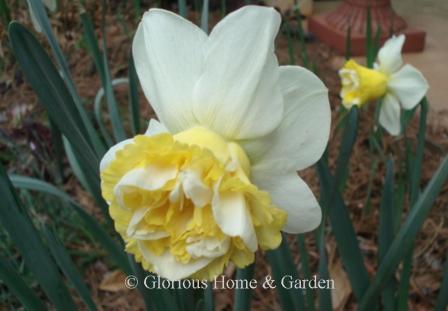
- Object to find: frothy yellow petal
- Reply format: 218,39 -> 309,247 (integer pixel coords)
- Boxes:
101,127 -> 286,280
339,60 -> 388,108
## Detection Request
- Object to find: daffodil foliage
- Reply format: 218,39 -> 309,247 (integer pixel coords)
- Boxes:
100,6 -> 331,280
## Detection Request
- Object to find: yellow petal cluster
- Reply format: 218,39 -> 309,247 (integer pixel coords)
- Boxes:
101,127 -> 286,280
339,60 -> 388,108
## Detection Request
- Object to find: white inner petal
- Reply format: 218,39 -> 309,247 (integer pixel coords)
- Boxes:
169,170 -> 212,208
127,207 -> 150,237
127,206 -> 170,240
186,237 -> 230,259
181,170 -> 212,208
138,241 -> 213,280
114,165 -> 178,208
212,186 -> 257,252
134,230 -> 170,240
339,68 -> 359,88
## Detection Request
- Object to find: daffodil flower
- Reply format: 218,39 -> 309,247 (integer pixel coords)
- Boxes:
100,6 -> 331,281
339,35 -> 429,135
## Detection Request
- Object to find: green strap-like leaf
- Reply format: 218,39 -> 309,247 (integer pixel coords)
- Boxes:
49,117 -> 64,184
284,21 -> 296,66
297,235 -> 315,311
220,0 -> 226,17
201,0 -> 209,33
397,99 -> 428,311
80,10 -> 106,82
0,0 -> 11,27
100,0 -> 127,143
0,255 -> 46,310
26,0 -> 105,156
344,24 -> 352,60
42,226 -> 97,310
0,164 -> 76,310
315,158 -> 332,311
378,159 -> 396,310
203,284 -> 214,311
8,22 -> 99,175
127,258 -> 153,310
133,0 -> 142,19
316,225 -> 332,311
317,108 -> 371,302
293,7 -> 310,69
63,137 -> 109,218
9,174 -> 132,275
94,78 -> 129,147
97,0 -> 127,143
334,107 -> 359,187
178,0 -> 187,17
266,236 -> 306,311
359,155 -> 448,310
365,7 -> 374,68
234,264 -> 255,311
81,6 -> 128,145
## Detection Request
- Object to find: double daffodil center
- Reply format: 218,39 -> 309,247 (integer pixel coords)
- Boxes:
101,126 -> 286,280
174,126 -> 251,178
339,60 -> 388,107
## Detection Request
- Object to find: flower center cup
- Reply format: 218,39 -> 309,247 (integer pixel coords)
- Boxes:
339,60 -> 388,108
101,126 -> 286,280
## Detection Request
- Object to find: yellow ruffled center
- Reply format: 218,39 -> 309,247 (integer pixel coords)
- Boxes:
101,126 -> 286,280
339,59 -> 388,108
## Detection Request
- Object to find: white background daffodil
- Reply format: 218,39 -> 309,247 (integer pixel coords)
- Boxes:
100,6 -> 331,281
339,35 -> 429,136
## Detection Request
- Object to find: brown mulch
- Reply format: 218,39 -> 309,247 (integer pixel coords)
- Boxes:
0,1 -> 447,310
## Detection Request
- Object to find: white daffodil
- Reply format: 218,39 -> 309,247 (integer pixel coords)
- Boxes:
100,6 -> 331,281
339,34 -> 429,135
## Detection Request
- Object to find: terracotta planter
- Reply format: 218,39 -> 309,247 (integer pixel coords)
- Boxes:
308,0 -> 425,56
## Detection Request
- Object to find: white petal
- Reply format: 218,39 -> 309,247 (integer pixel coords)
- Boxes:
193,6 -> 283,140
378,34 -> 405,73
181,171 -> 212,208
99,138 -> 134,172
212,190 -> 257,252
138,241 -> 212,280
133,230 -> 170,240
133,9 -> 207,133
251,171 -> 322,234
243,66 -> 330,172
387,64 -> 429,110
115,165 -> 177,196
127,207 -> 150,237
186,238 -> 230,259
379,93 -> 401,136
145,119 -> 169,136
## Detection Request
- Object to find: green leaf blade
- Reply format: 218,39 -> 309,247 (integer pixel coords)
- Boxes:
0,164 -> 76,310
234,264 -> 255,311
8,22 -> 99,175
42,227 -> 97,311
0,255 -> 46,310
378,158 -> 396,310
359,155 -> 448,310
9,175 -> 132,275
266,236 -> 306,311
